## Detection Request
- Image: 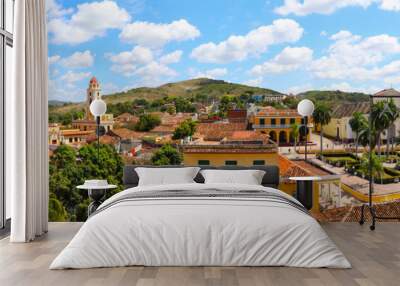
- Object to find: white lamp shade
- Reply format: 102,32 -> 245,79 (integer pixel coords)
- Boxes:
297,99 -> 315,116
90,99 -> 107,117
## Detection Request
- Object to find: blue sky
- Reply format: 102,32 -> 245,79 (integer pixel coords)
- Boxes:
47,0 -> 400,102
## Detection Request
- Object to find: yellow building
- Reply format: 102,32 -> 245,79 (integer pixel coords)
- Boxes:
323,102 -> 369,142
249,106 -> 310,145
182,130 -> 279,167
72,77 -> 114,132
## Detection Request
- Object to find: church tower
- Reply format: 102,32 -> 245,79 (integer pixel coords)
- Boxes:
85,77 -> 101,120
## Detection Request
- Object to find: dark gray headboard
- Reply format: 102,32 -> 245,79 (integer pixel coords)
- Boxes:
123,165 -> 280,189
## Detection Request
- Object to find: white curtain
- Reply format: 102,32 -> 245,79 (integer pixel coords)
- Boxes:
7,0 -> 49,242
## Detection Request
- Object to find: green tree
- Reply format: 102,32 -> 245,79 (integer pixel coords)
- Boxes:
360,152 -> 384,184
172,119 -> 197,140
134,114 -> 161,131
349,112 -> 367,157
385,99 -> 399,156
49,143 -> 124,222
290,123 -> 300,152
151,144 -> 182,165
48,193 -> 68,221
313,103 -> 331,154
371,101 -> 393,155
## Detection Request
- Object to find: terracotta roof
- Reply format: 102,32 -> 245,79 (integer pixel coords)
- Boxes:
109,128 -> 146,140
373,88 -> 400,97
99,135 -> 118,145
278,155 -> 311,180
182,144 -> 277,154
224,131 -> 269,142
196,122 -> 247,141
151,125 -> 175,133
89,76 -> 98,84
61,129 -> 93,136
115,113 -> 138,122
294,160 -> 330,176
254,106 -> 301,117
331,102 -> 370,118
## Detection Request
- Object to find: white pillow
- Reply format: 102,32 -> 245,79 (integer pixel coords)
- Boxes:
200,169 -> 266,185
135,167 -> 200,186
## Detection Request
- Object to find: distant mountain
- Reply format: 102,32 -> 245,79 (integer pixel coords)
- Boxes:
48,100 -> 70,107
299,90 -> 369,108
102,78 -> 283,104
50,78 -> 282,113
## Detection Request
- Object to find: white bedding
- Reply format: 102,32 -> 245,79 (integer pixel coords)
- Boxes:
50,183 -> 351,269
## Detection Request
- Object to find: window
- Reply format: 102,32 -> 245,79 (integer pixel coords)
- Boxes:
280,118 -> 286,125
1,0 -> 14,230
290,118 -> 295,124
225,160 -> 237,166
259,118 -> 265,125
198,160 -> 210,166
271,118 -> 276,125
253,160 -> 265,166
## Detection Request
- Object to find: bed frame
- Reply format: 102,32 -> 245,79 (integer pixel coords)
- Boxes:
123,165 -> 280,189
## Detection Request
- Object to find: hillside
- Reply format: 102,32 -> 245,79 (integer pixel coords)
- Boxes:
50,78 -> 282,113
299,90 -> 369,107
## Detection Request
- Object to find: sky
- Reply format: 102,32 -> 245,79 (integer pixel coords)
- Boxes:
47,0 -> 400,102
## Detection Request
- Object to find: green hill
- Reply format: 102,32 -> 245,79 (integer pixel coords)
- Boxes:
299,90 -> 369,108
50,78 -> 282,113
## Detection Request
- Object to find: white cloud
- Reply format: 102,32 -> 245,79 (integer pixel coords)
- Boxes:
380,0 -> 400,11
60,50 -> 94,68
320,82 -> 381,94
48,55 -> 61,65
195,68 -> 228,79
243,77 -> 263,87
191,19 -> 304,63
48,0 -> 131,45
159,50 -> 183,65
274,0 -> 374,16
46,0 -> 73,19
107,46 -> 154,76
60,71 -> 91,84
133,62 -> 178,86
274,0 -> 400,15
119,19 -> 200,48
250,46 -> 313,75
310,31 -> 400,81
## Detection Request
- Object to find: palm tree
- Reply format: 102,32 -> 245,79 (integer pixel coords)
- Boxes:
349,112 -> 367,157
290,123 -> 300,152
371,101 -> 393,156
313,103 -> 332,155
385,99 -> 399,157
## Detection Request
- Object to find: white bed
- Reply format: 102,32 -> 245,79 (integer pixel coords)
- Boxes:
50,183 -> 351,269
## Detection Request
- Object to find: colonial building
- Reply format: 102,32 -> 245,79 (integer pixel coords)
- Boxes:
248,106 -> 310,145
48,123 -> 93,147
182,130 -> 279,167
324,102 -> 369,142
372,88 -> 400,143
72,77 -> 114,132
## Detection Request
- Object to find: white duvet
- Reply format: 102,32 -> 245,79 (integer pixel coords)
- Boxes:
50,183 -> 351,269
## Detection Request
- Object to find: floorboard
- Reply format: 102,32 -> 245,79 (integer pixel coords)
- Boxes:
0,222 -> 399,286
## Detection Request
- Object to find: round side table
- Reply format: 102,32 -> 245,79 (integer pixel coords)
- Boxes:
77,184 -> 117,216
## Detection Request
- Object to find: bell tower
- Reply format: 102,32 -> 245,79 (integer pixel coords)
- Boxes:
86,77 -> 101,120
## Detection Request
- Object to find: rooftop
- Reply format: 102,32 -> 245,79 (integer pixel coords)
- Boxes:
253,106 -> 301,117
373,88 -> 400,97
331,102 -> 370,118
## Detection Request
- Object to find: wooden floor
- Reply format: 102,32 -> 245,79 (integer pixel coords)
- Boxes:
0,223 -> 399,286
